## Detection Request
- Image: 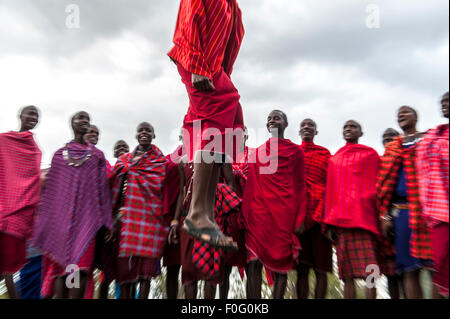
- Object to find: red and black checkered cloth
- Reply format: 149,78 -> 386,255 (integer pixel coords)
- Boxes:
376,136 -> 432,260
416,124 -> 449,224
192,183 -> 242,277
335,228 -> 379,280
111,145 -> 168,258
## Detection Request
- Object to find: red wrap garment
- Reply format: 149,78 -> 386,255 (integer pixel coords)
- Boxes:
162,145 -> 185,267
323,143 -> 381,236
242,138 -> 307,273
0,131 -> 42,239
168,0 -> 244,80
169,0 -> 245,163
0,131 -> 41,274
299,141 -> 331,230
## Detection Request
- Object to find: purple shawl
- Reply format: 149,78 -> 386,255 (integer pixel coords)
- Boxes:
31,141 -> 113,267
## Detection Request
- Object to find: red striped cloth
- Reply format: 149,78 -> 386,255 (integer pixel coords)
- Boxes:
111,145 -> 168,258
0,131 -> 41,239
323,143 -> 380,236
377,136 -> 433,260
299,141 -> 331,229
416,124 -> 449,224
168,0 -> 245,80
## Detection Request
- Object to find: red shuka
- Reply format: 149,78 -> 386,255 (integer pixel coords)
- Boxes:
299,141 -> 331,230
163,145 -> 185,218
242,138 -> 307,273
168,0 -> 245,80
323,143 -> 381,236
0,131 -> 42,239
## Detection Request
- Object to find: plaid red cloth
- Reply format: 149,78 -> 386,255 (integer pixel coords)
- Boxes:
416,124 -> 449,224
192,183 -> 241,277
111,145 -> 168,258
215,183 -> 242,235
335,228 -> 379,280
376,136 -> 432,259
192,241 -> 221,278
0,131 -> 41,239
299,141 -> 331,228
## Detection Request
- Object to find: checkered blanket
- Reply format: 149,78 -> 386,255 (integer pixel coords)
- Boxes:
192,183 -> 242,277
377,136 -> 432,259
416,124 -> 449,224
111,145 -> 168,258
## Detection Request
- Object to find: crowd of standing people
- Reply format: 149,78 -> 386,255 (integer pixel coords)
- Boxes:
1,0 -> 448,300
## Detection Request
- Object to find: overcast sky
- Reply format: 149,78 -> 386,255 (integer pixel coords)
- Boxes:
0,0 -> 448,167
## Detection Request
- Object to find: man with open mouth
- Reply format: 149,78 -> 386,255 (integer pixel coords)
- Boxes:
377,106 -> 433,299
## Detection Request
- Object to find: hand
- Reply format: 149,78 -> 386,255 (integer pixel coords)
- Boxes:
104,228 -> 116,243
168,225 -> 179,245
294,224 -> 305,236
192,73 -> 216,91
381,218 -> 394,240
325,226 -> 337,243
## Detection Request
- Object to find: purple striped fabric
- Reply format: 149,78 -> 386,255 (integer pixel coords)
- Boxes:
31,141 -> 113,267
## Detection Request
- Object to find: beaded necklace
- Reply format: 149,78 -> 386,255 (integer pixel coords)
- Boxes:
62,142 -> 92,167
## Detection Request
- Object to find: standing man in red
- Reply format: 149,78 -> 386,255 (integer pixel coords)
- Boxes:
168,0 -> 245,250
296,119 -> 332,299
0,106 -> 42,299
323,120 -> 381,299
243,110 -> 307,299
416,92 -> 449,299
